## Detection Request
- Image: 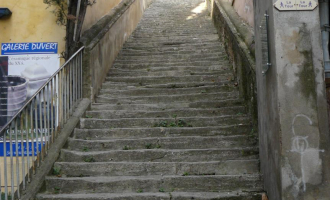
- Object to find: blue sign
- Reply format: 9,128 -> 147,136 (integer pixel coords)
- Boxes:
1,42 -> 58,55
0,141 -> 44,156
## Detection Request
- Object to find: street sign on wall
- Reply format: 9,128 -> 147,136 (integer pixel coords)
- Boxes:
274,0 -> 318,11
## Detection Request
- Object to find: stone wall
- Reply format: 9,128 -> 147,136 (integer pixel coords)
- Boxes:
209,0 -> 258,128
80,0 -> 153,100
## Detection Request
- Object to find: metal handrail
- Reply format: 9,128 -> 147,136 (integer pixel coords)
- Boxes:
0,46 -> 85,133
0,46 -> 84,200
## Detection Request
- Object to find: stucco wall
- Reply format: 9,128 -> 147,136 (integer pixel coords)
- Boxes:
81,0 -> 153,100
254,0 -> 330,199
232,0 -> 254,27
81,0 -> 122,34
217,0 -> 254,27
0,0 -> 66,62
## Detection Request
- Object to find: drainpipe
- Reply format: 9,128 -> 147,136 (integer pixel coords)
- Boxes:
73,0 -> 82,42
320,0 -> 330,78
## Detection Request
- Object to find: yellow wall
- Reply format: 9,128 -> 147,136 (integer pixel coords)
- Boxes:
0,0 -> 66,63
81,0 -> 122,33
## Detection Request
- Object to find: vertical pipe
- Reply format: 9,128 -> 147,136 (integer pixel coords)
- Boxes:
3,125 -> 8,199
43,88 -> 48,153
51,79 -> 54,143
80,52 -> 83,99
14,118 -> 20,199
9,123 -> 14,200
46,85 -> 50,149
39,91 -> 44,161
27,106 -> 31,182
21,110 -> 26,190
34,95 -> 39,167
320,0 -> 330,77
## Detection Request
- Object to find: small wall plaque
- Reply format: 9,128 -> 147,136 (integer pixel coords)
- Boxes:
274,0 -> 318,11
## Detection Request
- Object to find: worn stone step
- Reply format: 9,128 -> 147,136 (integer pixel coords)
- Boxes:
115,52 -> 225,60
73,125 -> 252,140
112,64 -> 230,72
113,61 -> 229,69
104,75 -> 231,85
60,147 -> 259,162
114,56 -> 226,64
126,34 -> 218,42
118,48 -> 225,56
109,65 -> 230,73
101,82 -> 235,90
36,192 -> 262,200
67,135 -> 255,151
98,98 -> 241,107
80,116 -> 249,129
108,70 -> 230,77
85,107 -> 245,119
99,86 -> 235,96
95,92 -> 238,104
90,99 -> 244,111
44,175 -> 262,194
121,43 -> 224,52
54,160 -> 259,177
122,41 -> 224,48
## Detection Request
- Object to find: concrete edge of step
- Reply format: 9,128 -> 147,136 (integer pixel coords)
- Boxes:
21,98 -> 91,200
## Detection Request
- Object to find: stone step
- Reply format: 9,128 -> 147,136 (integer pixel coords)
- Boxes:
105,75 -> 231,84
95,92 -> 239,104
122,41 -> 224,48
67,135 -> 255,151
126,34 -> 218,42
44,175 -> 262,194
54,160 -> 259,177
36,192 -> 262,200
73,125 -> 251,140
115,52 -> 225,60
85,107 -> 245,119
99,86 -> 235,96
114,56 -> 226,64
112,61 -> 229,69
118,48 -> 225,56
90,99 -> 244,111
101,82 -> 235,90
121,43 -> 224,51
60,147 -> 259,162
109,65 -> 230,73
79,116 -> 249,129
107,70 -> 230,77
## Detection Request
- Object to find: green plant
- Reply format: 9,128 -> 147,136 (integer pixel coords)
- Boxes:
154,120 -> 168,127
137,189 -> 143,193
182,172 -> 189,176
123,146 -> 131,150
145,143 -> 153,149
84,157 -> 96,162
52,166 -> 61,176
44,0 -> 69,26
54,187 -> 61,194
85,115 -> 93,118
82,147 -> 89,152
159,188 -> 165,192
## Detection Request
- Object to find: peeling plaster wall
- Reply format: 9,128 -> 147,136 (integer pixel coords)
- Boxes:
254,0 -> 330,199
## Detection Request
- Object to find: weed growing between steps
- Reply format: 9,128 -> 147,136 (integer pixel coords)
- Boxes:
153,116 -> 193,128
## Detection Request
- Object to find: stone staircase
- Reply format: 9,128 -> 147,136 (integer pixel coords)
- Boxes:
36,0 -> 262,199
